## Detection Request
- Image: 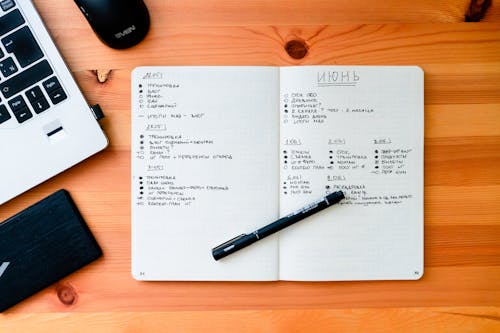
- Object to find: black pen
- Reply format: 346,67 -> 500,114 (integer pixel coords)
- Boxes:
212,191 -> 345,261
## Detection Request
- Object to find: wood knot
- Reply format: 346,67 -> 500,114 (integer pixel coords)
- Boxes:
465,0 -> 492,21
92,69 -> 112,84
55,283 -> 78,306
285,40 -> 308,60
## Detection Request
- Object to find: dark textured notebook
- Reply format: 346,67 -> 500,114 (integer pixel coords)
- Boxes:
0,190 -> 102,312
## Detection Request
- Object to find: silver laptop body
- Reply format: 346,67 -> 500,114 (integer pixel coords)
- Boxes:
0,0 -> 108,204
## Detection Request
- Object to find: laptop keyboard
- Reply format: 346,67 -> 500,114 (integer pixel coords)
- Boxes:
0,1 -> 67,126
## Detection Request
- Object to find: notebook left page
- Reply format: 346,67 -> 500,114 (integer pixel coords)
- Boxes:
131,67 -> 280,280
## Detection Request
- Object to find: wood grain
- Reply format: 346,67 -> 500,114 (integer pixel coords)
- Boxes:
33,0 -> 476,26
0,0 -> 499,331
1,308 -> 499,333
44,24 -> 500,71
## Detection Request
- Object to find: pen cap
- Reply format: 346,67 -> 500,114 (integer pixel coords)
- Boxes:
326,191 -> 345,204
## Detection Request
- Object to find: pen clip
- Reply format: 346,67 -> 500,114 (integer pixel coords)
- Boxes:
213,234 -> 247,251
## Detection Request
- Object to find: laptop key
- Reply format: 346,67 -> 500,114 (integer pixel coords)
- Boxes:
0,0 -> 15,12
0,9 -> 24,37
0,57 -> 17,77
12,106 -> 31,123
0,104 -> 10,124
42,76 -> 62,93
0,60 -> 53,99
25,86 -> 44,103
48,88 -> 67,105
31,96 -> 49,114
8,94 -> 27,111
2,26 -> 44,68
43,77 -> 67,104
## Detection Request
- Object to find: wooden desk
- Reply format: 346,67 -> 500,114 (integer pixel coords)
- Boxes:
1,0 -> 499,331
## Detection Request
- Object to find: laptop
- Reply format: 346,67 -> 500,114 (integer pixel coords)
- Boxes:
0,0 -> 108,205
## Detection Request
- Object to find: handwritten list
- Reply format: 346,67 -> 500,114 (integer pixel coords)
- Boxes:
131,66 -> 424,281
133,74 -> 237,208
278,66 -> 423,280
280,68 -> 420,209
131,67 -> 280,281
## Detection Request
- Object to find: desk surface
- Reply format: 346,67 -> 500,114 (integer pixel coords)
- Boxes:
1,0 -> 499,331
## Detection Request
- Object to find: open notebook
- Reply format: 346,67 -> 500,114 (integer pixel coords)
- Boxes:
131,66 -> 424,281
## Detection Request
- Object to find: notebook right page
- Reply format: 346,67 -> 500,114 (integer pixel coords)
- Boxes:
278,66 -> 424,281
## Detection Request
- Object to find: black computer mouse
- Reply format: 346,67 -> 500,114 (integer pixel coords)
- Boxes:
74,0 -> 150,49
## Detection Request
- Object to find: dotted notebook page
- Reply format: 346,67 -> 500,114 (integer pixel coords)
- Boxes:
278,66 -> 424,281
131,67 -> 280,281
